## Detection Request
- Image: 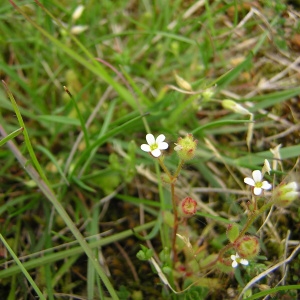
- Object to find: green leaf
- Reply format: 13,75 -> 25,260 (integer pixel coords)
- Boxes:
0,127 -> 23,147
37,115 -> 80,126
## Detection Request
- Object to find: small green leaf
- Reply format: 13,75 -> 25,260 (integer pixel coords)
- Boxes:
136,245 -> 153,261
227,223 -> 240,243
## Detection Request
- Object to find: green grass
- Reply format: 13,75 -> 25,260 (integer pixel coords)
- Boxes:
1,0 -> 300,299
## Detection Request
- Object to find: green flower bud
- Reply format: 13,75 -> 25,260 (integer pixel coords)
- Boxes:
235,235 -> 260,259
273,182 -> 298,207
174,72 -> 192,91
226,223 -> 240,243
202,88 -> 215,102
222,99 -> 250,115
174,134 -> 198,161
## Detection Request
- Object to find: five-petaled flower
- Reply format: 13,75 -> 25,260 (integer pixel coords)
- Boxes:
244,170 -> 272,196
231,253 -> 249,268
140,134 -> 168,158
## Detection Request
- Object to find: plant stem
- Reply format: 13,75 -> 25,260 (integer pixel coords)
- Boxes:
158,157 -> 172,178
174,159 -> 185,178
157,157 -> 182,263
171,182 -> 178,263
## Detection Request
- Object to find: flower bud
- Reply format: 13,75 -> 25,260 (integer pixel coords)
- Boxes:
226,223 -> 240,243
222,99 -> 250,115
262,159 -> 271,176
72,5 -> 85,21
174,134 -> 197,161
71,25 -> 89,35
235,235 -> 260,259
174,72 -> 192,91
202,88 -> 215,102
273,182 -> 298,207
178,197 -> 197,217
270,144 -> 282,171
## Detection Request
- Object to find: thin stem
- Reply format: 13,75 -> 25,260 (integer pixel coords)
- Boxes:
238,200 -> 274,239
174,159 -> 185,178
171,182 -> 178,263
157,157 -> 181,263
158,157 -> 172,178
237,211 -> 259,238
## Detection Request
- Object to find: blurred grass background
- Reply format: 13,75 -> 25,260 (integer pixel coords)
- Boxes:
0,0 -> 300,299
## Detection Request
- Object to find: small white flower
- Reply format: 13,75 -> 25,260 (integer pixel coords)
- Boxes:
244,170 -> 272,196
231,253 -> 249,268
140,134 -> 168,157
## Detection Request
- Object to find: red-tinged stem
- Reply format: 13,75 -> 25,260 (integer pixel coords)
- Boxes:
171,182 -> 179,263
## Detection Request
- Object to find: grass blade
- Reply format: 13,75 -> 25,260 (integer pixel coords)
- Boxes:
0,234 -> 46,300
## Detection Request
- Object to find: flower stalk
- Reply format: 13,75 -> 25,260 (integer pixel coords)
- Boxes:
140,133 -> 198,265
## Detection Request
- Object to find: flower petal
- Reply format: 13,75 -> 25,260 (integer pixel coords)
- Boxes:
244,177 -> 255,186
159,142 -> 169,150
286,191 -> 298,199
141,144 -> 151,152
261,181 -> 272,190
252,170 -> 262,182
240,259 -> 249,266
232,260 -> 238,268
174,144 -> 183,151
231,255 -> 236,260
151,149 -> 161,157
253,187 -> 262,195
146,134 -> 155,145
286,182 -> 297,190
156,134 -> 166,144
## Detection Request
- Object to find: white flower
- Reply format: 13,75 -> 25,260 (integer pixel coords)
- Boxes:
244,170 -> 272,196
140,134 -> 168,157
231,253 -> 249,268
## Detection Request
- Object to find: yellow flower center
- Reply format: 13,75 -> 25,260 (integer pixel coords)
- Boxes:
150,143 -> 158,151
255,182 -> 262,188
